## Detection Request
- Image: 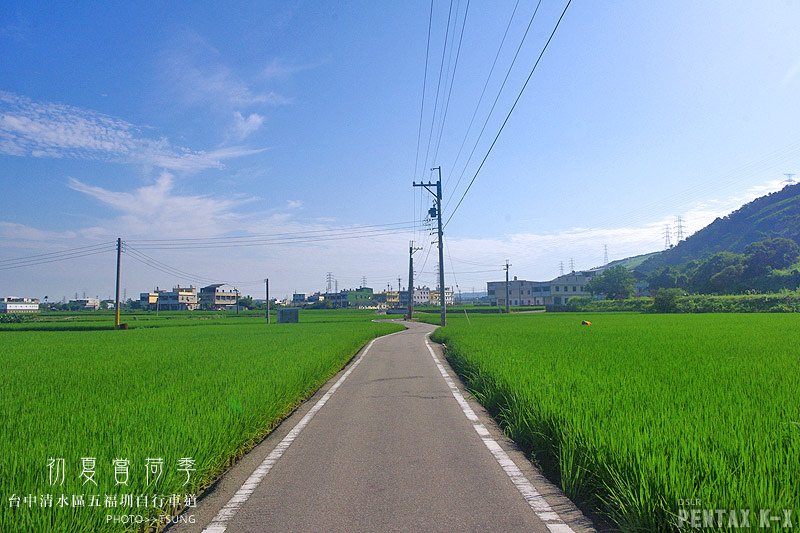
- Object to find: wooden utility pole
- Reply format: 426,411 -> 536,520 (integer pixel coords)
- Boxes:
265,278 -> 270,324
504,259 -> 511,314
413,167 -> 446,326
114,238 -> 122,328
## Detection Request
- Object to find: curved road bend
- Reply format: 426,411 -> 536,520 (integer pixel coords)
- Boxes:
171,321 -> 594,533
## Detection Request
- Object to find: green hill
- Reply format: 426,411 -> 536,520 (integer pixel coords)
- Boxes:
636,182 -> 800,274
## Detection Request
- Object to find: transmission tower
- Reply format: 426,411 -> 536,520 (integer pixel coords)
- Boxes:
361,276 -> 367,288
675,216 -> 685,242
569,258 -> 575,272
784,173 -> 796,184
664,225 -> 672,249
603,244 -> 609,266
559,262 -> 564,276
326,272 -> 334,293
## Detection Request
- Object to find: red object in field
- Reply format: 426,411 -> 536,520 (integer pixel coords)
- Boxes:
581,320 -> 592,326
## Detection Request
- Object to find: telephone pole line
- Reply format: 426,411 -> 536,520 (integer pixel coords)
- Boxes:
504,260 -> 511,314
413,167 -> 446,326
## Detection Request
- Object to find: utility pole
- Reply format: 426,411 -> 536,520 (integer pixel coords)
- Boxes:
504,260 -> 511,314
235,287 -> 240,315
397,276 -> 402,293
413,167 -> 446,326
407,241 -> 421,320
114,237 -> 122,329
265,278 -> 270,324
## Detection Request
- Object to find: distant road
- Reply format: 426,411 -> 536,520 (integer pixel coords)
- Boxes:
171,321 -> 593,533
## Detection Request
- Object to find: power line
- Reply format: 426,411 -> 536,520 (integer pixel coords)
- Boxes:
126,220 -> 417,244
422,0 -> 455,173
442,0 -> 521,193
445,0 -> 572,228
126,225 -> 418,250
0,243 -> 116,271
431,0 -> 471,167
413,0 -> 435,182
444,0 -> 542,208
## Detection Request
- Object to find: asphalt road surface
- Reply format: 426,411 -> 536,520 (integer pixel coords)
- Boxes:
171,321 -> 594,533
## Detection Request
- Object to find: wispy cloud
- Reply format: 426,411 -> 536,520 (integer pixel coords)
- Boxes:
782,57 -> 800,87
261,58 -> 321,80
231,111 -> 265,140
163,36 -> 290,108
286,199 -> 303,209
67,173 -> 257,238
0,91 -> 265,172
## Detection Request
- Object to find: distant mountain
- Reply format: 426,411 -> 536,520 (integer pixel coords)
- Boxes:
636,183 -> 800,274
603,251 -> 662,271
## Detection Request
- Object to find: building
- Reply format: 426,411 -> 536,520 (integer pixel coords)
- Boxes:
345,287 -> 374,307
199,284 -> 238,310
156,286 -> 198,311
385,290 -> 400,306
292,293 -> 307,305
487,271 -> 599,307
0,297 -> 40,314
140,291 -> 159,308
69,297 -> 100,310
413,286 -> 431,305
429,287 -> 454,306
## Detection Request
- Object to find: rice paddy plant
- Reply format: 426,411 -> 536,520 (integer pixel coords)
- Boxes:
0,316 -> 402,531
432,312 -> 800,531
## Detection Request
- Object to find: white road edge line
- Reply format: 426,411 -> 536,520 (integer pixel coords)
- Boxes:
424,336 -> 575,533
202,331 -> 401,533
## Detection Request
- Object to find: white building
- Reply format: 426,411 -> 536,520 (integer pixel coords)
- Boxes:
157,286 -> 199,311
429,287 -> 455,306
0,297 -> 40,314
69,297 -> 100,310
487,271 -> 599,307
413,286 -> 431,305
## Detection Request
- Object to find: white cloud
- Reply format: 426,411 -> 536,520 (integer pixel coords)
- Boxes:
261,58 -> 320,80
163,37 -> 290,108
231,111 -> 264,140
286,199 -> 303,209
0,91 -> 264,172
67,173 -> 254,239
782,57 -> 800,87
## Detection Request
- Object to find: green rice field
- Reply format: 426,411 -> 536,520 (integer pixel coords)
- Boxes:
430,312 -> 800,532
0,310 -> 403,532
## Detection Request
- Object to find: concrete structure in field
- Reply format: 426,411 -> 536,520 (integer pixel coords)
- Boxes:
277,307 -> 299,323
487,271 -> 599,307
199,284 -> 238,310
70,297 -> 100,310
0,297 -> 40,313
156,286 -> 199,311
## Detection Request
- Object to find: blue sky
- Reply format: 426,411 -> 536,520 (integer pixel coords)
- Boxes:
2,1 -> 800,300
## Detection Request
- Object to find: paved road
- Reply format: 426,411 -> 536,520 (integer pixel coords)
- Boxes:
172,321 -> 593,533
